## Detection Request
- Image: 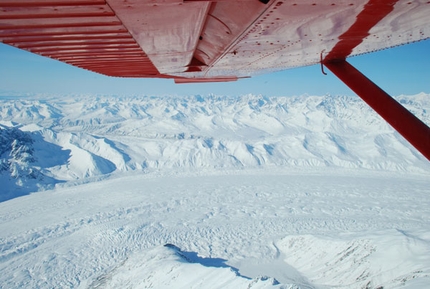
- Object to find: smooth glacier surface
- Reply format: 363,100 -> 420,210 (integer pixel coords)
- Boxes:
0,94 -> 429,288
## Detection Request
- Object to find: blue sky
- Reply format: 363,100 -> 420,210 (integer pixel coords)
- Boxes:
0,39 -> 429,97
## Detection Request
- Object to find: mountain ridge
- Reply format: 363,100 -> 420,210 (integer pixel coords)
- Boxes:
1,93 -> 429,201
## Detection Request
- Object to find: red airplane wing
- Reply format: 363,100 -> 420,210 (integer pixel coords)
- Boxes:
1,0 -> 429,80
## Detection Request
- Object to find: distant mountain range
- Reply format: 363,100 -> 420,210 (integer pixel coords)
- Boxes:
1,93 -> 429,201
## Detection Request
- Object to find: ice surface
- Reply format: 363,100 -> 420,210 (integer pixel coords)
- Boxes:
0,94 -> 429,288
0,171 -> 429,288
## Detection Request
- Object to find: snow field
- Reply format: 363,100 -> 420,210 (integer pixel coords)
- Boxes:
0,169 -> 429,288
1,93 -> 429,288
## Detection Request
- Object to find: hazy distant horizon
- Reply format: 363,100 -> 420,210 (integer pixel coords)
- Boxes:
1,39 -> 429,97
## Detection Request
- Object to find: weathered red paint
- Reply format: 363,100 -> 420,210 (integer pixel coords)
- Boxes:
325,0 -> 399,61
174,76 -> 238,83
325,60 -> 430,161
321,0 -> 430,161
2,0 -> 430,80
0,0 -> 161,77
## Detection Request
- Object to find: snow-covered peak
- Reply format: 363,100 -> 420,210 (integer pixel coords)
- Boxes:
0,94 -> 429,200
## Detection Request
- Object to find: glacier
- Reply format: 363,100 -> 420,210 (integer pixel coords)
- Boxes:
0,93 -> 429,288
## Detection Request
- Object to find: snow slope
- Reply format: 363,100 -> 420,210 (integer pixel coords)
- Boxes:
1,93 -> 429,201
0,170 -> 429,288
0,93 -> 429,288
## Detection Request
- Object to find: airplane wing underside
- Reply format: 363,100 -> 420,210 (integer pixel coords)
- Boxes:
1,0 -> 429,82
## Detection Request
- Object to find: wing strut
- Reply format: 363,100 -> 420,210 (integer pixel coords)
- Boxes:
324,60 -> 430,161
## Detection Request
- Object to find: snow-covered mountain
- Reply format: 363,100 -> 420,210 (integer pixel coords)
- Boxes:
1,93 -> 429,201
0,93 -> 429,289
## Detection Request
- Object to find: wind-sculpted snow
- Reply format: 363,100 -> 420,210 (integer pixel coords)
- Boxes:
278,232 -> 430,288
0,93 -> 429,199
88,244 -> 285,289
0,171 -> 429,288
0,93 -> 429,288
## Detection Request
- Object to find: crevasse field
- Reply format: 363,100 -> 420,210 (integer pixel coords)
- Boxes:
0,93 -> 429,289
